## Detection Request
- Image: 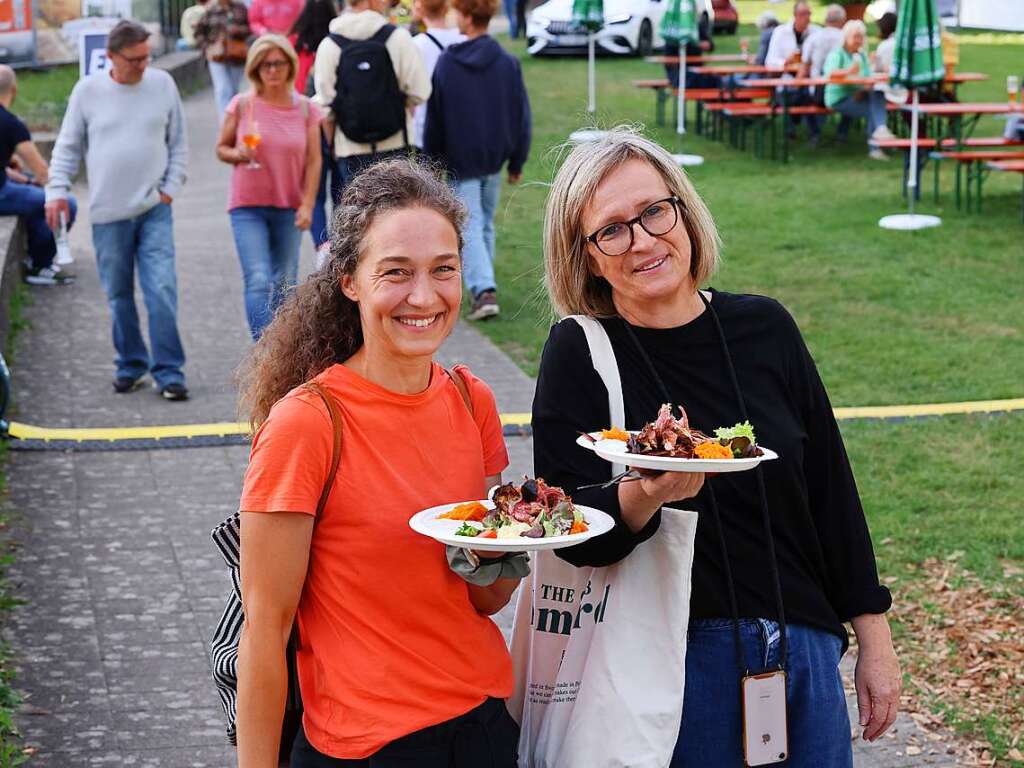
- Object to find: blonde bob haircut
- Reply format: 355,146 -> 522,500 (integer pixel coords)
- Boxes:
245,34 -> 299,93
543,127 -> 721,318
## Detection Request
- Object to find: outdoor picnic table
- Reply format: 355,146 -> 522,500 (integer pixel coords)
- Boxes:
646,54 -> 753,65
735,75 -> 884,162
983,159 -> 1024,222
902,101 -> 1024,147
689,65 -> 798,75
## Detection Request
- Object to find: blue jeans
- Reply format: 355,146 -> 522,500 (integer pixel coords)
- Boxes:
209,61 -> 245,121
312,134 -> 342,248
91,203 -> 185,387
832,92 -> 888,146
503,0 -> 519,37
454,172 -> 501,298
0,182 -> 77,270
671,619 -> 852,768
229,206 -> 301,339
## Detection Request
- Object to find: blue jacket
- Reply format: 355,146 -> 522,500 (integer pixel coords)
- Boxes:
424,35 -> 531,179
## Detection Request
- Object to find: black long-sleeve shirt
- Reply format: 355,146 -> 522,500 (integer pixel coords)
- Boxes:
532,291 -> 892,645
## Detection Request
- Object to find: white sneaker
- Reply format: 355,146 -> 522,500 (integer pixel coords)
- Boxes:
871,125 -> 896,142
868,148 -> 889,161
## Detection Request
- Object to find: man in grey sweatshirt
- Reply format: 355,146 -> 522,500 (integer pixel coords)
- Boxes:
45,20 -> 190,400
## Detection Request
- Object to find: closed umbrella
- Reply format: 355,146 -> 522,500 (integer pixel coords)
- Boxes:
572,0 -> 604,114
879,0 -> 944,230
660,0 -> 703,165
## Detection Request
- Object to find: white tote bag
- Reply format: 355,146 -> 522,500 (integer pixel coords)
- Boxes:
508,316 -> 699,768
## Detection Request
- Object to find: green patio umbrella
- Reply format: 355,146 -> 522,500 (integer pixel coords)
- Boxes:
880,0 -> 944,230
572,0 -> 604,114
660,0 -> 697,136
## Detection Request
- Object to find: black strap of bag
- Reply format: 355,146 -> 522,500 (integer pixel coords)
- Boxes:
618,294 -> 788,674
424,31 -> 445,51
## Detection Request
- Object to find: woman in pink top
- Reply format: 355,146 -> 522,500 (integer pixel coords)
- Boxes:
249,0 -> 304,35
216,34 -> 322,339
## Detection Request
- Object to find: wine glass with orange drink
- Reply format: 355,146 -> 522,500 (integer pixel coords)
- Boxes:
241,120 -> 261,170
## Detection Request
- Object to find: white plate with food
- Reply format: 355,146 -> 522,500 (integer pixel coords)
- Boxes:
409,478 -> 614,552
576,405 -> 778,474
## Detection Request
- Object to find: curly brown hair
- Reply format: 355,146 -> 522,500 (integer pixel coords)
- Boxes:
236,158 -> 467,428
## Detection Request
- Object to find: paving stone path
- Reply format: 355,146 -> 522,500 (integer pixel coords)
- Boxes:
3,82 -> 957,767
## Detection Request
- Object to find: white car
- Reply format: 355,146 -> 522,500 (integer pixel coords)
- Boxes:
526,0 -> 713,57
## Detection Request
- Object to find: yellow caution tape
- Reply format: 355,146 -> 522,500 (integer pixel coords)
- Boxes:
6,398 -> 1024,443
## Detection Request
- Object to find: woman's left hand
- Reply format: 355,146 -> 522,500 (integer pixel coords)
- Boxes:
295,205 -> 312,231
851,613 -> 901,742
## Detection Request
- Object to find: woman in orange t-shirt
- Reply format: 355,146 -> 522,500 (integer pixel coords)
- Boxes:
234,159 -> 525,767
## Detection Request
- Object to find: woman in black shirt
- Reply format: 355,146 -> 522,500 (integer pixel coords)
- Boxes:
533,128 -> 901,767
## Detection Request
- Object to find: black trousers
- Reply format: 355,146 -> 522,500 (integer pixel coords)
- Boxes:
290,697 -> 520,768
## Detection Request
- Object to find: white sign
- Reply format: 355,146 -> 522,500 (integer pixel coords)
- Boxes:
79,31 -> 109,77
957,0 -> 1024,31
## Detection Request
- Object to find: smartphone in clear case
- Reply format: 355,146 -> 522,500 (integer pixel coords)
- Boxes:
741,670 -> 788,766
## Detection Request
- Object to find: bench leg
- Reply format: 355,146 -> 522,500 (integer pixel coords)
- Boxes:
656,89 -> 666,127
954,161 -> 962,210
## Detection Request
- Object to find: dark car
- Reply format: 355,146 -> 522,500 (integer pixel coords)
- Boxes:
711,0 -> 738,34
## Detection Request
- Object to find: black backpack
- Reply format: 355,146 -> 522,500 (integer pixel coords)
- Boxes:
328,25 -> 408,149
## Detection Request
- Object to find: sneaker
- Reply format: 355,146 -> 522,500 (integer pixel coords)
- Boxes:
868,148 -> 889,162
24,265 -> 75,286
113,375 -> 146,394
871,125 -> 896,142
467,290 -> 499,321
160,382 -> 190,401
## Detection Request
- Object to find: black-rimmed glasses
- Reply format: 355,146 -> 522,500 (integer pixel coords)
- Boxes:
584,196 -> 683,257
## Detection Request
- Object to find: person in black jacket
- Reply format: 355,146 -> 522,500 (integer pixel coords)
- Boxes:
423,0 -> 531,322
533,128 -> 901,767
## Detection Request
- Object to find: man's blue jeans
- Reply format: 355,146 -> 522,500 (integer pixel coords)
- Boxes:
229,206 -> 301,340
209,61 -> 245,121
311,134 -> 342,248
671,619 -> 852,767
0,181 -> 77,270
91,203 -> 186,387
454,173 -> 501,299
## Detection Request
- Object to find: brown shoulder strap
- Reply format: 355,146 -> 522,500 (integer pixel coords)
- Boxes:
444,366 -> 474,417
303,382 -> 343,516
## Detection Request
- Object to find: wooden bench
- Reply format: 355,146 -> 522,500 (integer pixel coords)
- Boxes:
931,150 -> 1024,211
984,160 -> 1024,222
873,137 -> 1024,203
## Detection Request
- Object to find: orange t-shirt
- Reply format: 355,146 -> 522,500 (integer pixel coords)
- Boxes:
240,363 -> 512,759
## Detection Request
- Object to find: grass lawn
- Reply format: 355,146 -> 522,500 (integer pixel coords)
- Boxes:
12,65 -> 77,132
483,15 -> 1024,764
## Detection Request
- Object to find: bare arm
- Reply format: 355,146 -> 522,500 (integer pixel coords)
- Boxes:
465,472 -> 522,615
295,114 -> 321,231
616,470 -> 705,533
216,108 -> 250,165
14,140 -> 49,186
850,613 -> 901,742
236,511 -> 314,768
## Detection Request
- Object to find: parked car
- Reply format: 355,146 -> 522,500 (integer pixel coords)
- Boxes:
711,0 -> 737,34
526,0 -> 713,57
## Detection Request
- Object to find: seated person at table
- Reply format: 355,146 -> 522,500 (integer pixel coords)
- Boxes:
823,19 -> 894,160
800,4 -> 846,141
753,12 -> 780,66
766,2 -> 820,141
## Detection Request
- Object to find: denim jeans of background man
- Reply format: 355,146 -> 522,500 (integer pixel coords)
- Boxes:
454,172 -> 501,300
91,202 -> 186,388
229,205 -> 301,339
0,180 -> 77,271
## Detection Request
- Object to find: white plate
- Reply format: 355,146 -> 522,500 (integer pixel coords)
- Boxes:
576,432 -> 778,474
409,500 -> 615,552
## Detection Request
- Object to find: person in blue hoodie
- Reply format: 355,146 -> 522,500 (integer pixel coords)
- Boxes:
423,0 -> 531,321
